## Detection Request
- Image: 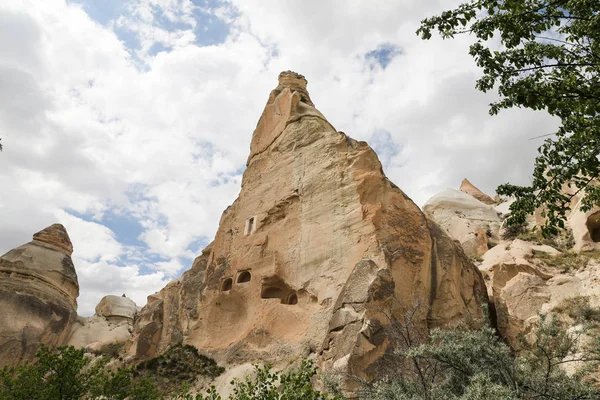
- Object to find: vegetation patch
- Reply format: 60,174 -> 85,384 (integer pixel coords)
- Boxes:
533,250 -> 589,273
517,229 -> 575,252
553,296 -> 600,325
92,341 -> 125,359
136,344 -> 224,395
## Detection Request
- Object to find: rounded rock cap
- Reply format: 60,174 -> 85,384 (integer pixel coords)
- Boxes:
95,295 -> 138,320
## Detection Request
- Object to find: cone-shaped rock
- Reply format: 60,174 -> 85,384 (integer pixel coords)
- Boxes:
130,72 -> 487,383
0,224 -> 79,366
460,178 -> 495,204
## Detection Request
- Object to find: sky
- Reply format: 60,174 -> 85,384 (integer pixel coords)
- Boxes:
0,0 -> 559,315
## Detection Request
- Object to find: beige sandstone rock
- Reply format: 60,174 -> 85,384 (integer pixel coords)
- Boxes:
95,295 -> 138,322
495,273 -> 550,346
0,224 -> 79,366
128,71 -> 487,385
567,196 -> 600,253
68,295 -> 138,352
479,238 -> 600,348
423,189 -> 502,257
460,178 -> 496,205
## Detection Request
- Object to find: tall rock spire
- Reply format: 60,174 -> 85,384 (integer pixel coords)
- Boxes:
0,224 -> 79,366
130,72 -> 487,390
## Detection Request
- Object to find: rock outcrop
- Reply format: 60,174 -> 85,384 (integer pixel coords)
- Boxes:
0,224 -> 79,366
129,71 -> 487,384
95,295 -> 138,322
424,189 -> 502,257
68,295 -> 137,353
460,178 -> 495,205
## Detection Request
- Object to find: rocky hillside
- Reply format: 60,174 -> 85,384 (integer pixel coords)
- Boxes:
425,179 -> 600,348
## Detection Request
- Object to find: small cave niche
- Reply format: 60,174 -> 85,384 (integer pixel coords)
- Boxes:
282,293 -> 298,305
244,216 -> 256,235
237,270 -> 251,284
261,287 -> 283,299
260,275 -> 294,302
221,278 -> 233,292
586,211 -> 600,242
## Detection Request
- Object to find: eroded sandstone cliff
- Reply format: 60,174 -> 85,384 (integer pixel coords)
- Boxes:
128,71 -> 488,382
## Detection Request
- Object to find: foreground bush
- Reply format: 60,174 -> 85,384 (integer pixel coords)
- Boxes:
190,359 -> 344,400
0,345 -> 158,400
361,310 -> 600,400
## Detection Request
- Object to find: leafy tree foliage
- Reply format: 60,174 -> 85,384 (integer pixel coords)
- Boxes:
0,346 -> 341,400
191,360 -> 344,400
0,345 -> 158,400
417,0 -> 600,236
361,310 -> 600,399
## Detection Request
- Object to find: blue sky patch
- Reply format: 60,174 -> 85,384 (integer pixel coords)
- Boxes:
368,130 -> 403,168
365,43 -> 402,70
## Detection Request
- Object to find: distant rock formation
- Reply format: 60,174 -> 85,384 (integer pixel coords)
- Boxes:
68,295 -> 137,354
95,295 -> 138,322
460,178 -> 496,205
0,224 -> 79,366
426,182 -> 600,351
128,71 -> 487,385
424,189 -> 502,258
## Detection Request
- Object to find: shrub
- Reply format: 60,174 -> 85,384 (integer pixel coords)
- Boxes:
0,345 -> 159,400
192,360 -> 344,400
360,307 -> 600,400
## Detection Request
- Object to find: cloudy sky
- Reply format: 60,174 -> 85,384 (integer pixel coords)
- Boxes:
0,0 -> 559,315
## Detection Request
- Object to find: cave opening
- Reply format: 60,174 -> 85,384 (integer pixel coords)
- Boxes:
221,278 -> 233,292
586,211 -> 600,242
237,271 -> 251,284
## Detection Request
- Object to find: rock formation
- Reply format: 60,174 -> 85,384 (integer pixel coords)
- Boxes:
0,224 -> 79,366
426,183 -> 600,350
423,189 -> 502,258
460,178 -> 495,205
129,71 -> 487,384
68,295 -> 137,353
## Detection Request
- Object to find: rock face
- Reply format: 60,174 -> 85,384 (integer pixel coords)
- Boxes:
460,178 -> 495,205
129,71 -> 487,382
0,224 -> 79,366
424,189 -> 502,257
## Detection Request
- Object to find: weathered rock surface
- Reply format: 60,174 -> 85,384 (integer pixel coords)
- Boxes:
460,178 -> 496,205
68,295 -> 138,353
95,295 -> 138,322
423,189 -> 502,257
129,71 -> 487,384
0,224 -> 79,366
568,196 -> 600,253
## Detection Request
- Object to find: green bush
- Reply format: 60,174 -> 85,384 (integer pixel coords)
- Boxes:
191,360 -> 344,400
0,345 -> 158,400
361,309 -> 600,400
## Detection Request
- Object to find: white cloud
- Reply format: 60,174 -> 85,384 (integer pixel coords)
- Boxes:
0,0 -> 559,315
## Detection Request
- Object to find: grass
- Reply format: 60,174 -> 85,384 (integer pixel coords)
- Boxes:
516,229 -> 575,252
533,250 -> 589,272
